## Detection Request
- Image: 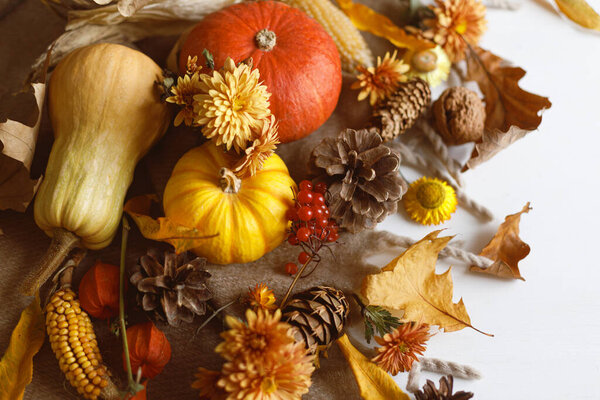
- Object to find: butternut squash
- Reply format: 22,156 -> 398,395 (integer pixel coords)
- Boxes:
24,43 -> 170,295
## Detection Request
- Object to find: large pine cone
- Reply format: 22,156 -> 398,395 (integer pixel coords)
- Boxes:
130,249 -> 212,326
282,286 -> 349,354
311,128 -> 407,232
415,376 -> 474,400
372,78 -> 431,141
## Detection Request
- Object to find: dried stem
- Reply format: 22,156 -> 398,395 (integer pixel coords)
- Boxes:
279,257 -> 313,309
22,228 -> 81,295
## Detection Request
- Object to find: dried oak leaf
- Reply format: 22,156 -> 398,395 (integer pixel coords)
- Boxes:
471,203 -> 531,280
361,231 -> 490,335
337,334 -> 409,400
464,46 -> 552,170
0,51 -> 50,212
0,293 -> 45,400
124,194 -> 217,254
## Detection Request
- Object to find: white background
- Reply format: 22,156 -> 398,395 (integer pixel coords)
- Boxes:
375,2 -> 600,398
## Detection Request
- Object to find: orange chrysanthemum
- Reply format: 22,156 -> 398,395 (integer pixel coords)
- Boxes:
192,367 -> 227,400
247,283 -> 277,311
351,51 -> 410,106
218,341 -> 314,400
425,0 -> 487,62
371,322 -> 431,375
233,115 -> 280,178
216,309 -> 293,363
165,72 -> 203,127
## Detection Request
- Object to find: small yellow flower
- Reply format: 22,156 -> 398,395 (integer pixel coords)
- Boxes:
351,51 -> 410,106
233,115 -> 280,178
185,55 -> 202,75
247,282 -> 277,311
404,46 -> 451,88
194,57 -> 272,152
404,177 -> 457,225
165,72 -> 203,127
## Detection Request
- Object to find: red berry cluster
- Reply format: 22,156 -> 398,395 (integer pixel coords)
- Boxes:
284,180 -> 339,275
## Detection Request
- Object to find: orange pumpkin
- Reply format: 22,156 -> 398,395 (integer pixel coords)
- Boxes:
123,322 -> 171,379
179,0 -> 342,143
163,141 -> 295,265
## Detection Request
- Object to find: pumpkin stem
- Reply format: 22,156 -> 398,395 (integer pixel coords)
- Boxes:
220,168 -> 242,193
255,29 -> 277,52
22,228 -> 81,296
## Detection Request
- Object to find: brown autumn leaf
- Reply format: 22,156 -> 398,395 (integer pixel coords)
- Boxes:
464,46 -> 552,170
0,50 -> 51,212
361,231 -> 491,336
124,194 -> 217,254
471,203 -> 531,280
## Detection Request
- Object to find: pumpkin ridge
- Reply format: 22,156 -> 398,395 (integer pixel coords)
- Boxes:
241,185 -> 292,209
167,169 -> 216,182
236,196 -> 268,256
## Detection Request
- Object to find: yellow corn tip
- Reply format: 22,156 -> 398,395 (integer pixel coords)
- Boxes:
280,0 -> 374,72
45,289 -> 110,400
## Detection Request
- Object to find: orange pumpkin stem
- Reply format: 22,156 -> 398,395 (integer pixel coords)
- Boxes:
219,168 -> 242,193
255,29 -> 277,51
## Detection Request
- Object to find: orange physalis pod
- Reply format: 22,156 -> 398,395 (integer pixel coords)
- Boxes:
78,260 -> 123,319
123,322 -> 172,379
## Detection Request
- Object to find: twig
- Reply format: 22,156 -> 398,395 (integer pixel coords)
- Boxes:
279,257 -> 313,308
193,298 -> 238,338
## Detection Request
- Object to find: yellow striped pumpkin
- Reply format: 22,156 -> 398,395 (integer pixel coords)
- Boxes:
163,141 -> 296,265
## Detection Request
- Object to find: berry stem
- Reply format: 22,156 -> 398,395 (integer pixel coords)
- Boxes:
279,256 -> 313,309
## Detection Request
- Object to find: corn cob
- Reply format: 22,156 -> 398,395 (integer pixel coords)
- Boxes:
45,288 -> 119,400
279,0 -> 374,73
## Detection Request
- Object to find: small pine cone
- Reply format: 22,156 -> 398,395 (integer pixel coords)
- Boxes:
415,376 -> 474,400
130,249 -> 212,327
282,286 -> 349,354
310,128 -> 407,233
372,78 -> 431,141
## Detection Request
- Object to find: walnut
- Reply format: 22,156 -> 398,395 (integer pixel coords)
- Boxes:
433,87 -> 485,145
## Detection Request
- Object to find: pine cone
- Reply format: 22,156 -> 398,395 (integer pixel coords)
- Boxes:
130,249 -> 212,327
311,128 -> 407,233
282,286 -> 349,354
372,78 -> 431,141
415,376 -> 474,400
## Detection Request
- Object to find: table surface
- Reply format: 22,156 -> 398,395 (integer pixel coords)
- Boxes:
381,1 -> 600,398
1,1 -> 600,399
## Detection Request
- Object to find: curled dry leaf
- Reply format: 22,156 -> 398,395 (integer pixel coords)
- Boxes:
117,0 -> 152,17
124,194 -> 217,254
0,50 -> 51,212
337,334 -> 409,400
0,293 -> 45,400
464,46 -> 552,170
335,0 -> 434,53
471,203 -> 531,280
361,231 -> 491,335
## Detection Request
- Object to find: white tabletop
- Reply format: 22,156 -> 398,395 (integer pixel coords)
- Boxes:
377,2 -> 600,398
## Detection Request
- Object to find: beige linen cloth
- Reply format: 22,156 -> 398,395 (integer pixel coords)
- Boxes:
0,0 -> 409,398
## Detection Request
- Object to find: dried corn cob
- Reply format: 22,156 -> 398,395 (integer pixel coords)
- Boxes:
280,0 -> 374,73
45,288 -> 119,400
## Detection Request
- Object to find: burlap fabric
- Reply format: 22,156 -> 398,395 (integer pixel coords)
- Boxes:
0,1 -> 409,398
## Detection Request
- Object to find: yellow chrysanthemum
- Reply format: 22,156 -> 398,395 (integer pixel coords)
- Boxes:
218,340 -> 314,400
403,46 -> 451,88
192,367 -> 227,400
194,57 -> 272,152
165,72 -> 203,127
247,282 -> 277,311
186,55 -> 202,75
426,0 -> 487,62
233,115 -> 280,178
404,177 -> 457,225
216,309 -> 293,363
351,51 -> 410,106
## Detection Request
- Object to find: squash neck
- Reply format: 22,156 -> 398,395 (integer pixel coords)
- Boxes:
219,168 -> 241,194
255,29 -> 277,52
